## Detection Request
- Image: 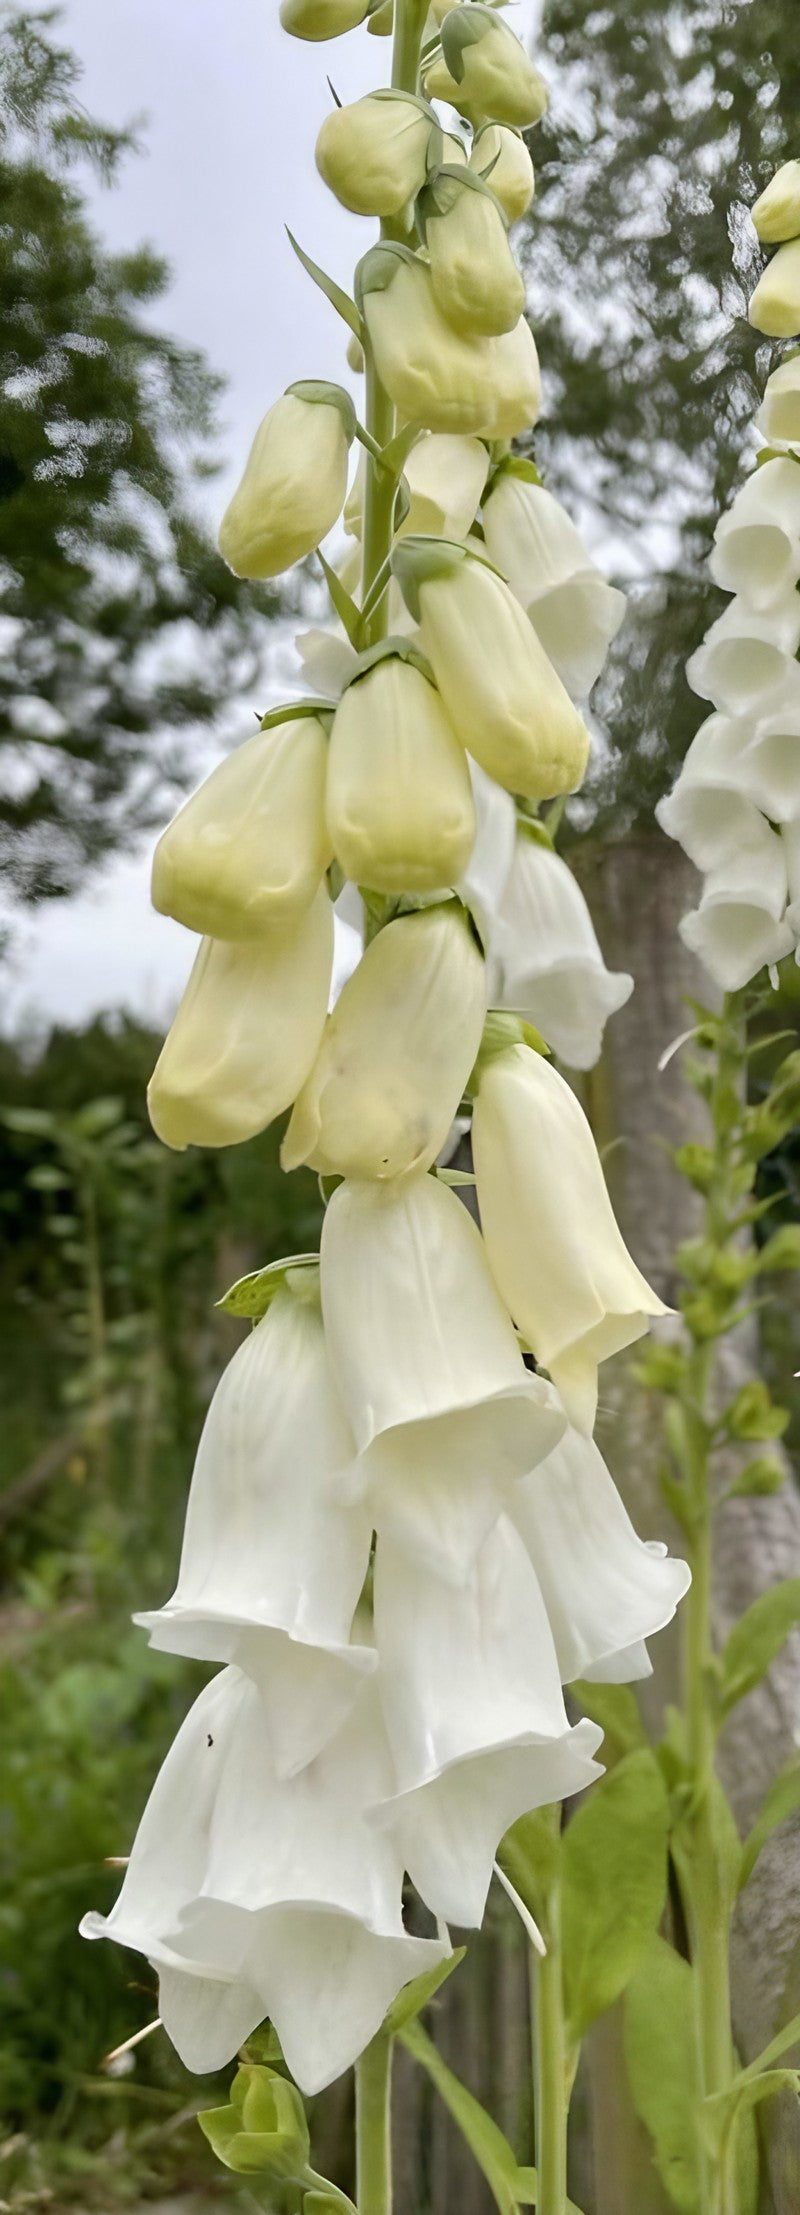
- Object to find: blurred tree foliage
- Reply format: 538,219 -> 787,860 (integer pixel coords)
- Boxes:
0,6 -> 285,906
527,0 -> 800,835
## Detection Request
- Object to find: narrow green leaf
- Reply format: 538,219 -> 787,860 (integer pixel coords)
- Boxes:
260,698 -> 336,730
216,1254 -> 320,1320
624,1936 -> 702,2214
707,2068 -> 800,2126
316,548 -> 365,651
738,1754 -> 800,1890
730,2006 -> 800,2086
285,229 -> 363,338
399,2019 -> 535,2213
717,1579 -> 800,1722
562,1750 -> 669,2043
383,1946 -> 466,2034
568,1681 -> 647,1765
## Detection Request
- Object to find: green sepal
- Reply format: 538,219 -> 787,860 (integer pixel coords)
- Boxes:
198,2063 -> 310,2177
216,1253 -> 321,1321
285,380 -> 357,443
738,1752 -> 800,1890
516,811 -> 554,851
724,1454 -> 785,1500
466,1012 -> 548,1098
391,530 -> 506,621
286,229 -> 364,341
317,546 -> 365,651
354,238 -> 418,309
338,631 -> 437,691
260,698 -> 336,732
440,2 -> 498,79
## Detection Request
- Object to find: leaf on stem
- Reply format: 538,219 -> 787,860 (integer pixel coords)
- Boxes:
399,2018 -> 535,2215
317,548 -> 365,651
624,1936 -> 702,2214
285,230 -> 364,340
561,1750 -> 670,2044
716,1579 -> 800,1724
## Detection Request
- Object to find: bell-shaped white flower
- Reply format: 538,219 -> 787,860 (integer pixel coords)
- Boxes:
147,887 -> 334,1151
283,903 -> 486,1180
218,385 -> 354,579
755,360 -> 800,454
151,715 -> 332,940
457,758 -> 517,960
469,123 -> 534,224
401,432 -> 490,542
315,90 -> 434,216
708,457 -> 800,608
749,237 -> 800,338
320,1171 -> 566,1580
491,829 -> 633,1069
482,475 -> 626,698
357,243 -> 541,438
134,1286 -> 375,1776
471,1041 -> 668,1434
782,816 -> 800,940
685,591 -> 800,717
655,716 -> 774,871
294,623 -> 359,698
426,8 -> 548,129
325,644 -> 476,893
392,539 -> 590,801
420,169 -> 526,337
81,1671 -> 447,2094
370,1519 -> 603,1926
509,1426 -> 690,1686
678,820 -> 793,991
752,160 -> 800,245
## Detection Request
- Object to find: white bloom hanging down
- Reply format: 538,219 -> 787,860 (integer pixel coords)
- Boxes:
655,715 -> 782,870
755,359 -> 800,453
471,1041 -> 668,1434
81,1671 -> 448,2095
320,1170 -> 566,1581
678,820 -> 794,992
134,1284 -> 375,1777
708,456 -> 800,605
457,758 -> 517,964
481,474 -> 626,699
685,590 -> 800,719
491,828 -> 633,1069
370,1520 -> 603,1926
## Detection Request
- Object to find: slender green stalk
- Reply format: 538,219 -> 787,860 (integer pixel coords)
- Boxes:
359,0 -> 427,632
531,1817 -> 568,2215
355,2034 -> 394,2215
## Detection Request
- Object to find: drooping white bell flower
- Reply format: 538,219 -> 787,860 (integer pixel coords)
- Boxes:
678,821 -> 794,991
147,887 -> 334,1151
320,1171 -> 566,1580
325,643 -> 476,894
655,716 -> 776,870
370,1519 -> 603,1926
283,903 -> 486,1181
218,385 -> 355,579
749,237 -> 800,338
151,715 -> 332,940
708,457 -> 800,608
481,475 -> 626,698
134,1285 -> 375,1776
755,362 -> 800,454
471,1041 -> 668,1434
81,1671 -> 448,2095
509,1425 -> 690,1686
456,758 -> 517,962
490,828 -> 633,1069
685,591 -> 800,717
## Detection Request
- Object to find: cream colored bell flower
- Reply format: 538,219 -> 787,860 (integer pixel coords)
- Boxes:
357,242 -> 540,437
326,641 -> 476,892
678,821 -> 793,992
749,237 -> 800,338
283,902 -> 486,1179
280,0 -> 369,37
471,1039 -> 668,1433
392,538 -> 590,799
426,8 -> 548,129
147,887 -> 334,1151
752,161 -> 800,245
218,384 -> 354,579
755,358 -> 800,452
709,456 -> 800,607
686,590 -> 800,717
469,123 -> 534,224
492,829 -> 633,1070
345,433 -> 489,545
151,714 -> 332,940
482,473 -> 626,697
315,90 -> 434,217
420,168 -> 525,336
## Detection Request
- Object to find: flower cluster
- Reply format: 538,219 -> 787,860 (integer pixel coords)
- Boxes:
82,0 -> 689,2103
658,161 -> 800,989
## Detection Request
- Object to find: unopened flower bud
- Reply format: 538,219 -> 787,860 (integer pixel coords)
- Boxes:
469,123 -> 534,223
419,168 -> 525,336
280,0 -> 368,38
218,385 -> 355,579
283,902 -> 486,1178
428,7 -> 548,129
315,91 -> 434,217
392,539 -> 590,800
752,161 -> 800,246
357,242 -> 540,436
152,714 -> 331,939
749,238 -> 800,339
326,640 -> 476,891
755,358 -> 800,451
147,889 -> 334,1150
199,2064 -> 310,2177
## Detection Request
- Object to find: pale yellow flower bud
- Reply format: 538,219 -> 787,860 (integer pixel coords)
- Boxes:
282,902 -> 486,1178
367,0 -> 393,31
326,642 -> 476,891
420,169 -> 525,336
749,238 -> 800,339
147,888 -> 334,1151
755,356 -> 800,448
218,385 -> 354,579
151,715 -> 332,940
357,243 -> 539,436
392,540 -> 590,800
469,123 -> 534,224
752,161 -> 800,246
426,8 -> 548,129
280,0 -> 368,38
315,92 -> 434,218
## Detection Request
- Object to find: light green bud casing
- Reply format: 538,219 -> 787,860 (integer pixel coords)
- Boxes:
151,715 -> 332,939
218,386 -> 354,579
326,640 -> 476,891
420,167 -> 525,335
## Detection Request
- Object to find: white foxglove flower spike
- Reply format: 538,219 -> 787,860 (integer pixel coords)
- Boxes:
370,1518 -> 603,1925
134,1286 -> 375,1777
471,1040 -> 668,1434
320,1170 -> 566,1580
708,457 -> 800,609
481,476 -> 626,699
283,903 -> 486,1181
491,829 -> 633,1070
151,714 -> 332,940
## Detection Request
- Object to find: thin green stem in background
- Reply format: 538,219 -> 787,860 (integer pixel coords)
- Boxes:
532,1811 -> 569,2215
355,2033 -> 394,2215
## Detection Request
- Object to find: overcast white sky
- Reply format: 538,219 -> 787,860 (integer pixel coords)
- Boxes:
7,0 -> 543,1035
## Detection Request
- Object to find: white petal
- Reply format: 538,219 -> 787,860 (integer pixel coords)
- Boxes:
157,1963 -> 263,2073
686,594 -> 800,717
581,1640 -> 652,1683
294,625 -> 359,698
481,476 -> 625,696
679,899 -> 794,992
492,837 -> 632,1068
457,758 -> 517,955
709,457 -> 800,608
527,570 -> 627,698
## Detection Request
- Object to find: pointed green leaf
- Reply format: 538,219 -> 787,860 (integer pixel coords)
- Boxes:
717,1579 -> 800,1723
399,2019 -> 535,2213
624,1936 -> 702,2213
738,1753 -> 800,1890
316,547 -> 365,651
383,1946 -> 466,2034
568,1680 -> 647,1765
285,229 -> 363,339
562,1750 -> 669,2043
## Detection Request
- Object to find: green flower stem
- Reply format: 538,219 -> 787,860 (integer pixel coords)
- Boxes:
359,0 -> 427,640
355,2033 -> 394,2215
532,1815 -> 569,2215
